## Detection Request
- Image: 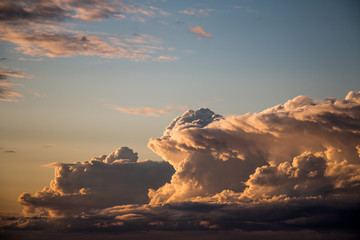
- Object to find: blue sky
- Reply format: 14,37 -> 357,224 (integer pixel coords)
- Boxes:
0,0 -> 359,215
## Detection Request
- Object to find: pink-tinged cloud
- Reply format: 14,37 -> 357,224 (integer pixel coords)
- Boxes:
0,0 -> 159,22
0,23 -> 158,60
0,69 -> 26,102
189,26 -> 212,39
148,91 -> 360,204
0,0 -> 173,61
152,56 -> 179,62
179,8 -> 215,16
105,104 -> 187,117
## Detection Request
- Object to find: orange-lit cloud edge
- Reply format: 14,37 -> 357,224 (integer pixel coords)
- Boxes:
2,91 -> 359,238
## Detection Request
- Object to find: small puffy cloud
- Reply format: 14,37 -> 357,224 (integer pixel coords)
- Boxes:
18,146 -> 175,216
152,56 -> 179,62
105,104 -> 187,117
189,26 -> 212,39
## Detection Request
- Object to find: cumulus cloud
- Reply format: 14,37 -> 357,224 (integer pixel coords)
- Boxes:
105,104 -> 187,117
2,91 -> 360,238
189,26 -> 212,39
18,146 -> 174,217
0,0 -> 176,60
148,91 -> 360,204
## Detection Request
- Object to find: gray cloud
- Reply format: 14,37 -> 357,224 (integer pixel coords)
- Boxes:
3,197 -> 360,236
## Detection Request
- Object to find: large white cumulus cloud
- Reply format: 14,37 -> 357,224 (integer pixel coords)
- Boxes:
18,147 -> 174,216
2,91 -> 360,238
148,91 -> 360,204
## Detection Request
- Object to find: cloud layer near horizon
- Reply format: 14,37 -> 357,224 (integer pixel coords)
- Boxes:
2,91 -> 360,236
18,147 -> 174,217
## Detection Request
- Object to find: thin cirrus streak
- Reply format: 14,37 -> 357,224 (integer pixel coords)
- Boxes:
189,25 -> 212,39
179,8 -> 215,16
152,56 -> 179,62
105,104 -> 188,117
2,91 -> 359,238
0,69 -> 26,102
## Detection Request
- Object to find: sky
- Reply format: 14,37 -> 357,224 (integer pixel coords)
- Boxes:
0,0 -> 360,239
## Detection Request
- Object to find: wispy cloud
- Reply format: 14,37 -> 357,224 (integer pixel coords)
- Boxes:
131,16 -> 146,23
3,150 -> 16,153
0,23 -> 156,60
234,5 -> 257,13
179,8 -> 215,16
0,0 -> 158,23
0,0 -> 176,61
105,104 -> 187,117
149,6 -> 171,17
0,70 -> 27,79
152,56 -> 179,62
0,69 -> 26,102
189,25 -> 212,39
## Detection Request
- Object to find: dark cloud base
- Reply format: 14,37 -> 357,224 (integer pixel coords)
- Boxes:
2,198 -> 359,239
1,230 -> 359,240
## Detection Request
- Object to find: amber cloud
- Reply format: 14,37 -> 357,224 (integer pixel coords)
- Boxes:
189,26 -> 212,39
2,91 -> 359,239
